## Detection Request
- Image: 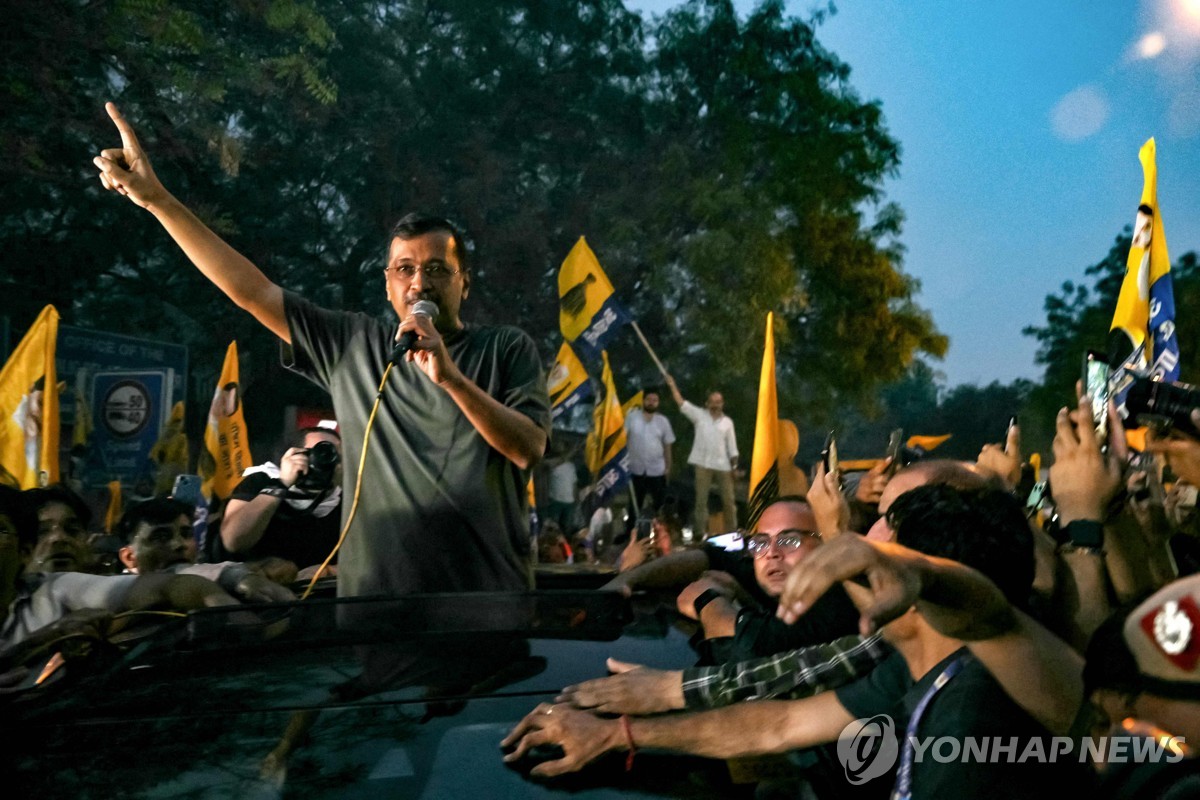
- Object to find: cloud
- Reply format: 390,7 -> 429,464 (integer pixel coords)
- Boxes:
1133,31 -> 1168,59
1049,84 -> 1112,141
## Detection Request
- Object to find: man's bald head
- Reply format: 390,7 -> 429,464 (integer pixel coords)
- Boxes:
869,460 -> 1003,541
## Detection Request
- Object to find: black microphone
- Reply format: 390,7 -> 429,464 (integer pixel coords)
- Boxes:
390,300 -> 440,365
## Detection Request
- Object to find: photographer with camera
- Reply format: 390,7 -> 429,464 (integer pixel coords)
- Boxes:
220,426 -> 344,576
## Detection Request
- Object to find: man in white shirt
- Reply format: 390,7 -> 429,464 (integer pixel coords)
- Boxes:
665,375 -> 738,537
624,389 -> 675,513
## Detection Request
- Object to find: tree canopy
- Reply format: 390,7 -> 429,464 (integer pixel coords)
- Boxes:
1,0 -> 944,455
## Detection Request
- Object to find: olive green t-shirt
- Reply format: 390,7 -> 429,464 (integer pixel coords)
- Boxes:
282,291 -> 550,598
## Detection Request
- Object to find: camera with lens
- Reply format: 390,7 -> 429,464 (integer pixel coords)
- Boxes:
1124,375 -> 1200,438
297,440 -> 340,492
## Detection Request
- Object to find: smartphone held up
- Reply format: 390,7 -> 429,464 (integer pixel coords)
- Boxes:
1082,350 -> 1111,449
821,431 -> 841,487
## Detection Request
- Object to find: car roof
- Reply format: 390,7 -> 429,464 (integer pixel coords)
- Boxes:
11,590 -> 742,798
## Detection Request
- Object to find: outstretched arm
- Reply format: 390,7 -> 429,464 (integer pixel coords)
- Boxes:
601,548 -> 710,593
121,572 -> 241,613
501,692 -> 851,778
777,535 -> 1084,735
664,374 -> 685,406
93,102 -> 288,341
557,634 -> 887,715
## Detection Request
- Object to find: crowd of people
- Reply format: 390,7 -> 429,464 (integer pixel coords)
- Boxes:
6,101 -> 1199,797
503,397 -> 1200,798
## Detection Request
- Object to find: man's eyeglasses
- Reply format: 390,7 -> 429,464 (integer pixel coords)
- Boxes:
744,529 -> 820,557
384,263 -> 461,281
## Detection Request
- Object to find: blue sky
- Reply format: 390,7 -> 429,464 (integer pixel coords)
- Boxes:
635,0 -> 1200,387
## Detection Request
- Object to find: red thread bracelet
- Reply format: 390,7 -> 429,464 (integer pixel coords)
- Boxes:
620,714 -> 637,771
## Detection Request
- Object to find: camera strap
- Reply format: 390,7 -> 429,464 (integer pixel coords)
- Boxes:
284,485 -> 336,515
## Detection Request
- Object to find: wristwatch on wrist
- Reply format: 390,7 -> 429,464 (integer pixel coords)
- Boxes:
692,588 -> 726,618
1064,519 -> 1104,549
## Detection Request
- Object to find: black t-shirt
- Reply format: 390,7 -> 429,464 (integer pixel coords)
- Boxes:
703,542 -> 770,606
837,648 -> 1096,799
731,584 -> 860,658
698,543 -> 860,663
227,472 -> 342,569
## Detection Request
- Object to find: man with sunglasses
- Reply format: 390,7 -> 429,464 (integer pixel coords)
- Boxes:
93,104 -> 550,600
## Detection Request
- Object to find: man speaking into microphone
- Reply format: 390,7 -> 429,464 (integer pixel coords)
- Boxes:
93,103 -> 550,598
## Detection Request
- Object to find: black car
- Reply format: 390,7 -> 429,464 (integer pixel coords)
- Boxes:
8,582 -> 754,799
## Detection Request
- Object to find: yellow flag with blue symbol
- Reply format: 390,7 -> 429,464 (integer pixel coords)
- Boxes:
558,237 -> 630,361
585,351 -> 631,502
1110,138 -> 1180,401
548,341 -> 594,423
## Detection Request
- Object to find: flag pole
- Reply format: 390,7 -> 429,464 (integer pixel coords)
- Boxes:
630,321 -> 669,379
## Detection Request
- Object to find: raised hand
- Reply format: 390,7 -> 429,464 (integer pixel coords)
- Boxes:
977,422 -> 1022,488
1049,396 -> 1124,524
808,460 -> 850,539
618,526 -> 655,573
854,456 -> 893,506
92,102 -> 168,209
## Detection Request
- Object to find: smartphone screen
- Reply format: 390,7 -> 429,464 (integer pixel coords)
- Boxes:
821,431 -> 839,477
885,428 -> 903,473
1024,480 -> 1048,516
1082,351 -> 1110,442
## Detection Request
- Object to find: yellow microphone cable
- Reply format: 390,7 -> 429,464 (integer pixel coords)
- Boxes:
300,363 -> 394,600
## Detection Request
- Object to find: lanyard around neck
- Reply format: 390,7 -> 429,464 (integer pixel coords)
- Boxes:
891,653 -> 969,800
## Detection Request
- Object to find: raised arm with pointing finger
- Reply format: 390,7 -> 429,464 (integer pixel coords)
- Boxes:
95,103 -> 551,598
93,103 -> 289,340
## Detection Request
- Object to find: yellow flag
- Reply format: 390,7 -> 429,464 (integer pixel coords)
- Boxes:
747,313 -> 779,532
150,400 -> 190,494
906,434 -> 951,452
0,305 -> 60,488
105,479 -> 123,534
200,341 -> 252,500
1124,428 -> 1148,453
621,390 -> 644,419
584,352 -> 631,503
586,352 -> 628,473
72,388 -> 93,448
558,237 -> 630,360
548,341 -> 593,422
1110,138 -> 1179,384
